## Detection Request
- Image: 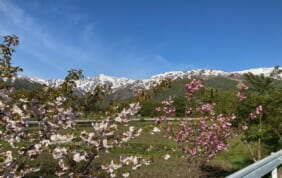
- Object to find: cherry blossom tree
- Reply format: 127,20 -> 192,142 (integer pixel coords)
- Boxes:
154,76 -> 265,176
0,35 -> 149,178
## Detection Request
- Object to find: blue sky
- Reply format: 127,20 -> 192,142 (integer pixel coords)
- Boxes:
0,0 -> 281,79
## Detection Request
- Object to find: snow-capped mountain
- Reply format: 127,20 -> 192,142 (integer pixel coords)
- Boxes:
232,68 -> 278,76
138,69 -> 230,89
17,67 -> 281,93
45,74 -> 135,92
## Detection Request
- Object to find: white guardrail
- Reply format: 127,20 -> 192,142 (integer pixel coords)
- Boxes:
226,150 -> 282,178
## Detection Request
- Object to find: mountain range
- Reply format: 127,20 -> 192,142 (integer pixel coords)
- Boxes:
16,67 -> 281,93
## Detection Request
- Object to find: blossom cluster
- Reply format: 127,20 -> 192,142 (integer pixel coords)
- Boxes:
174,112 -> 236,160
237,82 -> 248,101
101,155 -> 150,178
235,83 -> 265,133
249,105 -> 263,120
155,98 -> 175,123
155,78 -> 237,163
115,103 -> 141,123
185,79 -> 204,99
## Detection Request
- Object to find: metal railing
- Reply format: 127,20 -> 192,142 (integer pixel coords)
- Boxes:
227,150 -> 282,178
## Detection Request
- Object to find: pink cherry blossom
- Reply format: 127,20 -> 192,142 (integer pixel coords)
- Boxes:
256,105 -> 263,115
185,79 -> 204,99
242,125 -> 248,130
237,92 -> 247,101
249,113 -> 257,120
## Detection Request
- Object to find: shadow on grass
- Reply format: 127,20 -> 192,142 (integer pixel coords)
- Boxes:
201,164 -> 231,178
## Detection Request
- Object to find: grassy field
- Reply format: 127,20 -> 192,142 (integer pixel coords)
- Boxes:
12,121 -> 259,178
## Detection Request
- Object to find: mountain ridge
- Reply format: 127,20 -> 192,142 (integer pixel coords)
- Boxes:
17,67 -> 281,93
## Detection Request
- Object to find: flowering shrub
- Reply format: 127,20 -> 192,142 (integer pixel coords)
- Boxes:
0,35 -> 149,177
156,78 -> 235,161
154,76 -> 266,176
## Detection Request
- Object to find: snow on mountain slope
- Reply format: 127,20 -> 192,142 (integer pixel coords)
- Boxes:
232,67 -> 281,76
140,69 -> 229,89
17,67 -> 281,93
189,69 -> 229,77
76,74 -> 135,92
17,75 -> 48,85
44,74 -> 135,92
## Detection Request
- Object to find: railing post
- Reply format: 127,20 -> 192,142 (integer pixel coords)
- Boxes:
271,167 -> 277,178
271,153 -> 278,178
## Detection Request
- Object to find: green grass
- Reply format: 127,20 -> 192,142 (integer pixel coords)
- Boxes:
2,122 -> 261,178
209,137 -> 253,172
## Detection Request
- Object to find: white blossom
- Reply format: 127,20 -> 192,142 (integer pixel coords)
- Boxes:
0,151 -> 13,166
103,139 -> 113,149
114,116 -> 122,122
122,172 -> 130,177
52,147 -> 67,159
102,160 -> 122,176
72,151 -> 87,163
80,131 -> 99,147
55,96 -> 66,105
164,154 -> 171,160
92,121 -> 108,132
151,127 -> 161,135
50,134 -> 73,144
58,159 -> 69,171
114,103 -> 141,123
0,100 -> 4,108
12,104 -> 23,116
